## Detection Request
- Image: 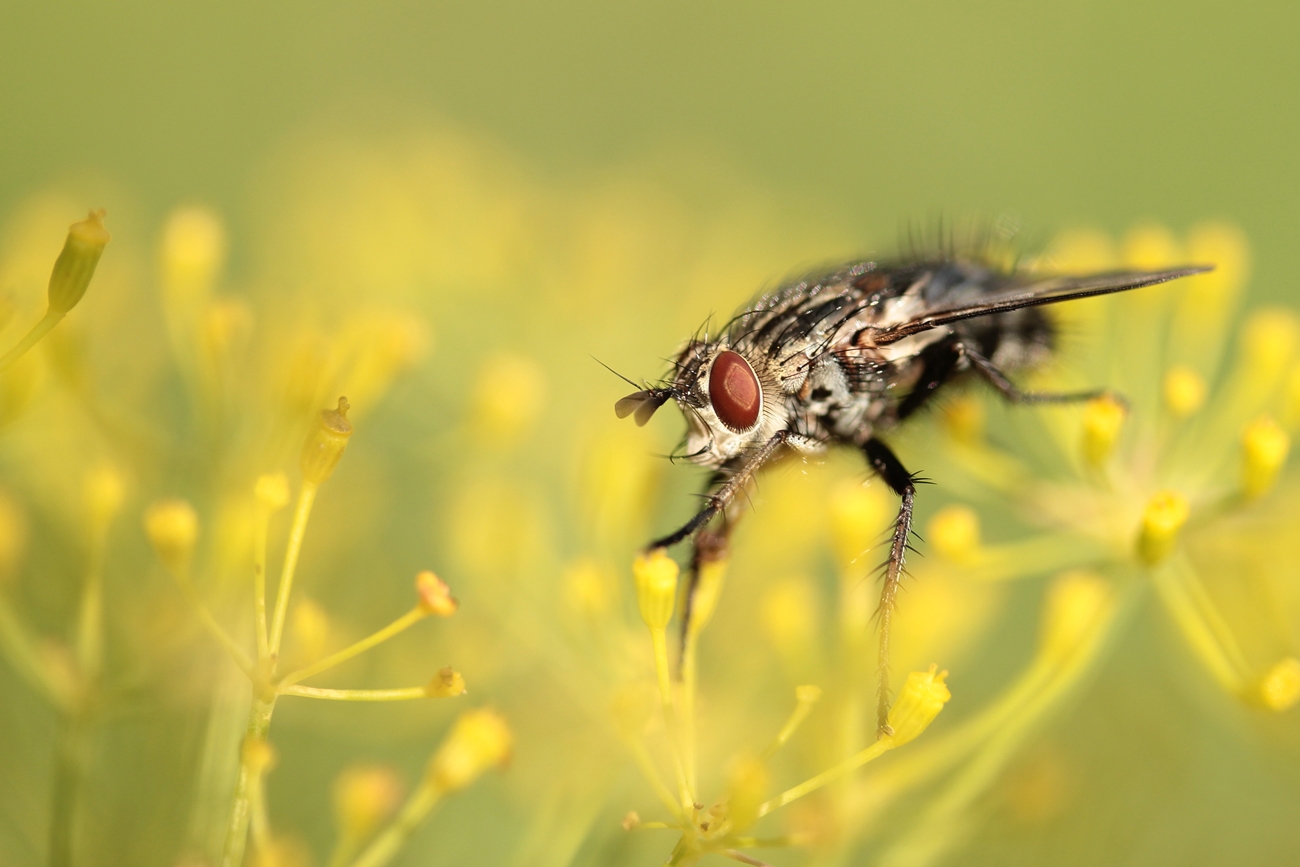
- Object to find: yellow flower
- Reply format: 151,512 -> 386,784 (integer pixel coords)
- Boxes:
428,708 -> 512,793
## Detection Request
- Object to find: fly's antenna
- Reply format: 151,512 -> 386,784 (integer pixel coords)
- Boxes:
592,356 -> 644,390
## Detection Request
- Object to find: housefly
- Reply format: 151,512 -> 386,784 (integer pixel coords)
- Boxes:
615,252 -> 1209,738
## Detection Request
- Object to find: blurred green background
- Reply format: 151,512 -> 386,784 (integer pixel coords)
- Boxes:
1,3 -> 1298,867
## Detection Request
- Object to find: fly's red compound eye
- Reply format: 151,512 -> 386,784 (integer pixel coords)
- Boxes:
708,350 -> 761,431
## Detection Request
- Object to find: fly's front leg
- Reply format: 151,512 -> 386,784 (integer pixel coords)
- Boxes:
960,344 -> 1119,406
647,430 -> 790,552
862,437 -> 919,739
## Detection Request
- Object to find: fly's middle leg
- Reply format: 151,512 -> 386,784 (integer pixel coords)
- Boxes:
960,344 -> 1120,406
862,436 -> 920,740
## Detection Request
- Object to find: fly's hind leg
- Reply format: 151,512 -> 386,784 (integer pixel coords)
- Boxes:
960,344 -> 1118,406
678,524 -> 732,669
862,437 -> 920,739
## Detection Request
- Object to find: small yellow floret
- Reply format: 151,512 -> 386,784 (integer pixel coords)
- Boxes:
426,666 -> 467,698
428,708 -> 512,792
632,549 -> 678,631
84,465 -> 125,531
1163,366 -> 1207,418
471,353 -> 546,443
829,480 -> 888,569
760,578 -> 817,660
144,498 -> 199,574
1081,395 -> 1126,467
291,598 -> 331,662
795,684 -> 822,705
1241,416 -> 1290,499
1241,310 -> 1299,376
1122,224 -> 1181,270
0,493 -> 25,580
1186,222 -> 1250,310
1136,491 -> 1190,566
1039,571 -> 1114,663
941,394 -> 985,444
1259,658 -> 1300,711
562,559 -> 611,618
883,664 -> 951,747
160,206 -> 225,302
242,735 -> 277,773
929,505 -> 981,563
333,764 -> 403,839
416,570 -> 459,617
254,473 -> 291,511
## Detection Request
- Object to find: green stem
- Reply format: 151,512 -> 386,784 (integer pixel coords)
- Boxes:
277,607 -> 426,689
757,739 -> 891,817
220,697 -> 275,867
48,712 -> 88,867
0,310 -> 62,372
346,782 -> 442,867
269,483 -> 318,658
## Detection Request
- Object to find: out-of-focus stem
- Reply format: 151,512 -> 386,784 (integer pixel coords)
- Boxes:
346,783 -> 442,867
0,310 -> 62,372
278,607 -> 426,689
269,483 -> 318,658
279,685 -> 428,701
48,713 -> 88,867
221,697 -> 275,867
252,506 -> 271,663
650,626 -> 693,809
0,595 -> 70,709
681,628 -> 700,797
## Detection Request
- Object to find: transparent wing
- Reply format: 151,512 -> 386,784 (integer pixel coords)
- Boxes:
873,266 -> 1211,345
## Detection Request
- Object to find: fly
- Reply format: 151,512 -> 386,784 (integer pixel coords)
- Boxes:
615,253 -> 1211,739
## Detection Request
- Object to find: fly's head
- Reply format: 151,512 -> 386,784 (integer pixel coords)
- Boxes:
616,338 -> 785,469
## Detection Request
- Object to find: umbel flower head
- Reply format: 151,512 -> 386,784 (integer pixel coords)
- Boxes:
608,221 -> 1300,866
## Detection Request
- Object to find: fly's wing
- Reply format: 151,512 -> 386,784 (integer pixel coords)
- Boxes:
873,266 -> 1212,345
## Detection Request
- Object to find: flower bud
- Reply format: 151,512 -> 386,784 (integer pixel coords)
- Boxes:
1136,491 -> 1189,566
883,664 -> 951,747
1241,416 -> 1289,499
47,210 -> 110,315
426,666 -> 466,698
333,764 -> 403,841
1163,366 -> 1207,418
1259,657 -> 1300,711
254,473 -> 291,512
144,498 -> 198,575
416,571 -> 458,617
301,397 -> 353,485
427,708 -> 512,792
1081,395 -> 1126,467
633,549 -> 678,631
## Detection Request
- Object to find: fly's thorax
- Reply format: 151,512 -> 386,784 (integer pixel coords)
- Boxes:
671,340 -> 791,468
